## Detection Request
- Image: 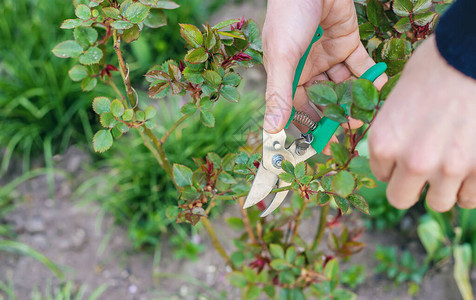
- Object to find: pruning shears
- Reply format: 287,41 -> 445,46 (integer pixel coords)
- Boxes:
242,26 -> 387,217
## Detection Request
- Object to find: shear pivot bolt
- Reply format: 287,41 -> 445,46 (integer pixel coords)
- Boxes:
272,154 -> 283,169
273,141 -> 282,150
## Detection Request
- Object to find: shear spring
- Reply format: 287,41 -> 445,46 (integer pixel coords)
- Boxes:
293,111 -> 318,131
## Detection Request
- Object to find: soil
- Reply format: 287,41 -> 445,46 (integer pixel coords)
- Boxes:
0,1 -> 473,300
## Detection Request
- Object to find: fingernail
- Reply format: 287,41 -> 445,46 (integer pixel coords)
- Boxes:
263,113 -> 281,133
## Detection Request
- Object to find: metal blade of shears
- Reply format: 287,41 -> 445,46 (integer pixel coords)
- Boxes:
243,164 -> 279,209
260,179 -> 290,217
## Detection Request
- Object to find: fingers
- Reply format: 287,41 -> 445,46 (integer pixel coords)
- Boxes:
386,162 -> 427,210
326,63 -> 353,83
292,86 -> 322,133
345,42 -> 388,89
458,174 -> 476,209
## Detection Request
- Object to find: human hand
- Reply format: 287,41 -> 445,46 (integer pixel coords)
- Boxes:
369,35 -> 476,212
262,0 -> 387,134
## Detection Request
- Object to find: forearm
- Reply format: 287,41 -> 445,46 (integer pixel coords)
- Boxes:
435,0 -> 476,79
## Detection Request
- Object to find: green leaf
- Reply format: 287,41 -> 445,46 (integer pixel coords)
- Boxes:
324,104 -> 348,123
144,106 -> 157,119
115,122 -> 129,133
220,86 -> 240,102
179,24 -> 203,47
93,130 -> 113,153
453,244 -> 474,300
413,11 -> 436,26
367,0 -> 391,31
218,30 -> 245,39
382,38 -> 405,60
75,4 -> 91,19
285,247 -> 297,264
279,172 -> 295,183
52,40 -> 83,58
350,104 -> 374,123
153,1 -> 180,9
204,31 -> 216,50
213,19 -> 240,30
123,108 -> 134,121
81,76 -> 97,91
270,258 -> 289,271
111,20 -> 133,30
182,67 -> 203,84
330,143 -> 350,166
332,289 -> 356,300
392,0 -> 412,16
380,74 -> 400,100
279,271 -> 295,285
181,103 -> 197,115
306,84 -> 338,105
394,17 -> 412,33
68,65 -> 88,81
359,22 -> 376,40
110,99 -> 125,117
222,73 -> 241,87
226,217 -> 245,231
230,251 -> 245,267
294,162 -> 306,179
136,111 -> 145,122
200,110 -> 215,127
347,194 -> 370,214
335,81 -> 352,104
79,46 -> 103,65
144,9 -> 166,28
219,171 -> 236,184
352,79 -> 378,110
334,195 -> 349,214
317,191 -> 330,205
202,70 -> 221,87
246,286 -> 261,300
102,7 -> 121,19
281,160 -> 294,174
348,156 -> 371,175
332,171 -> 355,198
74,27 -> 98,46
227,272 -> 248,288
123,25 -> 141,43
124,2 -> 150,23
413,0 -> 432,14
173,164 -> 193,187
60,19 -> 83,29
100,112 -> 117,128
270,244 -> 285,259
184,47 -> 208,64
417,216 -> 443,259
324,258 -> 339,290
264,285 -> 275,298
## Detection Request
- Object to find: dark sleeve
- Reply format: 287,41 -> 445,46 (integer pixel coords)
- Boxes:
435,0 -> 476,79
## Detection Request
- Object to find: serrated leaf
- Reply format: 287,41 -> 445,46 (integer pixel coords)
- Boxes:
111,20 -> 133,30
332,171 -> 355,198
204,31 -> 216,50
60,19 -> 83,29
317,191 -> 330,205
144,106 -> 156,119
279,172 -> 295,183
246,286 -> 261,300
220,86 -> 239,102
212,19 -> 240,30
348,156 -> 371,175
182,67 -> 203,84
144,9 -> 166,28
123,25 -> 141,43
68,65 -> 88,81
136,111 -> 145,122
335,81 -> 352,104
184,47 -> 208,64
367,0 -> 391,31
123,108 -> 134,121
330,143 -> 350,166
100,112 -> 116,128
281,160 -> 294,174
394,17 -> 412,33
81,76 -> 97,91
52,40 -> 83,58
359,22 -> 376,40
382,38 -> 405,60
334,195 -> 349,214
270,244 -> 284,259
222,73 -> 241,87
270,258 -> 289,270
307,84 -> 338,105
294,162 -> 306,179
413,0 -> 432,14
124,2 -> 150,23
200,110 -> 215,127
350,104 -> 374,123
173,164 -> 193,187
352,79 -> 378,110
243,20 -> 260,43
347,194 -> 370,214
227,272 -> 248,287
202,70 -> 221,87
392,0 -> 412,16
181,103 -> 197,115
380,74 -> 400,100
324,104 -> 348,123
75,4 -> 91,19
285,247 -> 297,264
110,99 -> 124,117
102,7 -> 121,19
93,130 -> 113,152
180,24 -> 203,47
413,11 -> 436,26
153,0 -> 179,9
79,46 -> 103,65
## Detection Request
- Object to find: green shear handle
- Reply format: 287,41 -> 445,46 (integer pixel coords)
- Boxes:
285,25 -> 387,153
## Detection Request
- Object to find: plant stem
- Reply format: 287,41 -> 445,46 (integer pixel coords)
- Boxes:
201,217 -> 235,270
143,127 -> 177,188
238,197 -> 256,244
311,205 -> 330,251
107,78 -> 125,103
213,185 -> 293,201
113,30 -> 136,107
160,114 -> 190,144
138,130 -> 163,166
291,198 -> 309,243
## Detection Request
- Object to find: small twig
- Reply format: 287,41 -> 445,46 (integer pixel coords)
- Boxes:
201,217 -> 235,270
311,205 -> 330,251
238,198 -> 256,244
291,198 -> 309,242
160,114 -> 190,144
